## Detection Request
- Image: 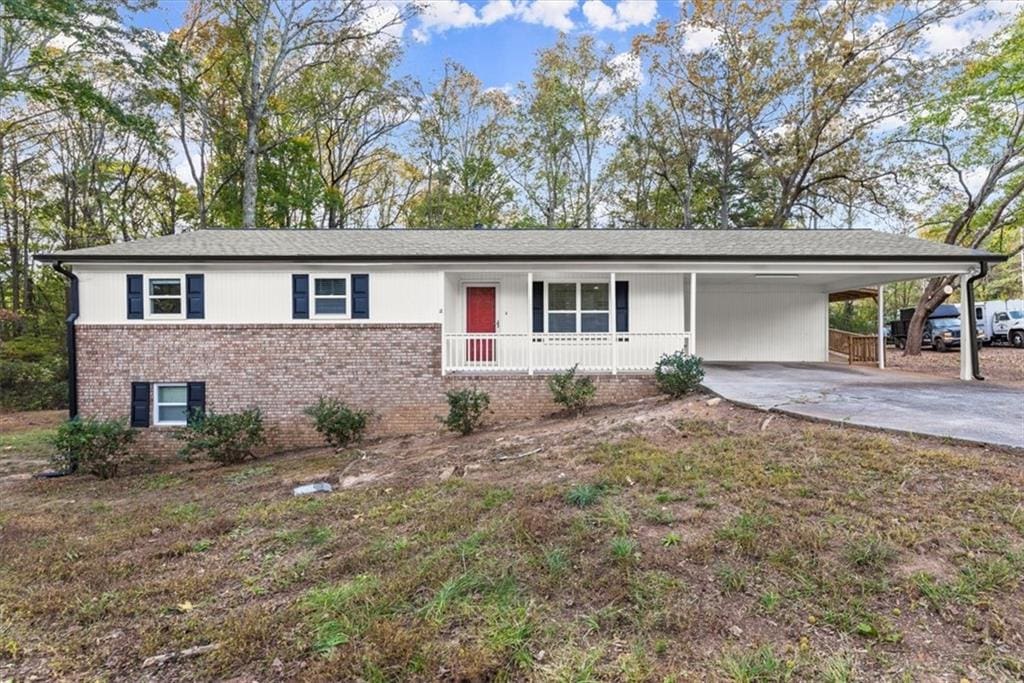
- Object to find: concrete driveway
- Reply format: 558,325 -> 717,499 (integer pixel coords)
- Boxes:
702,363 -> 1024,449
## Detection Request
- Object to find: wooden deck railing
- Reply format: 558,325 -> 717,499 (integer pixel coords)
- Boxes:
829,328 -> 880,364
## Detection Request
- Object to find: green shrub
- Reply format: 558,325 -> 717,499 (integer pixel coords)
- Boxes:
0,334 -> 67,410
303,397 -> 371,449
547,364 -> 596,416
654,351 -> 705,398
442,388 -> 490,435
176,408 -> 266,465
49,418 -> 136,478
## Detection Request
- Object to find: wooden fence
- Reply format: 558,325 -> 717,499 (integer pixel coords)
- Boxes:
828,329 -> 880,364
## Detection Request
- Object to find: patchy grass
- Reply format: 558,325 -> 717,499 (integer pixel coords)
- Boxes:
0,397 -> 1022,680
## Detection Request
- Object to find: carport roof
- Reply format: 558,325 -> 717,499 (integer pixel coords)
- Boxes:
35,227 -> 1004,263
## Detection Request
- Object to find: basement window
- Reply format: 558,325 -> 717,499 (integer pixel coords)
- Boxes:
312,276 -> 349,317
148,277 -> 183,316
153,384 -> 188,426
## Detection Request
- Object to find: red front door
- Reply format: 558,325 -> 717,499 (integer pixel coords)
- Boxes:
466,286 -> 496,362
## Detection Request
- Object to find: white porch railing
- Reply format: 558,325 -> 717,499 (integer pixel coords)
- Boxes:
443,332 -> 693,374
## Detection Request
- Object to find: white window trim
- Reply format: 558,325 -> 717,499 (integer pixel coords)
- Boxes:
153,383 -> 188,426
545,281 -> 611,334
310,273 -> 351,320
145,274 -> 186,320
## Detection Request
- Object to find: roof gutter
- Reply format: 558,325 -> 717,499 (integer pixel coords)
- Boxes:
965,261 -> 988,381
33,253 -> 1009,264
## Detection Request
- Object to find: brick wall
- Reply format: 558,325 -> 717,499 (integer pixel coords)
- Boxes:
76,324 -> 658,453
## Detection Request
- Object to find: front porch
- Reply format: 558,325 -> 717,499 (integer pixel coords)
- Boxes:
441,271 -> 696,374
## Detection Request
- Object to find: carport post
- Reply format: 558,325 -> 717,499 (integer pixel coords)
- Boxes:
877,285 -> 885,369
689,273 -> 697,356
959,273 -> 972,381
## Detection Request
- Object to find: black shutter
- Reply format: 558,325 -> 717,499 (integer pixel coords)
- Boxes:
532,280 -> 544,333
130,382 -> 150,427
186,274 -> 205,319
615,280 -> 629,333
186,382 -> 206,422
127,274 -> 144,319
352,274 -> 369,319
292,274 -> 309,319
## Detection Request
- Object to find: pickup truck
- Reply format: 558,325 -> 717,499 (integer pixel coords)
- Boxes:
889,304 -> 983,352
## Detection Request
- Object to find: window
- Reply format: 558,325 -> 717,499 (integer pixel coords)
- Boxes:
149,277 -> 182,315
548,283 -> 577,332
313,276 -> 348,317
547,282 -> 610,333
154,384 -> 188,425
580,283 -> 609,332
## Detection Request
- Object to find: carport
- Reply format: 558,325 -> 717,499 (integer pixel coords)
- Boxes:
702,362 -> 1024,449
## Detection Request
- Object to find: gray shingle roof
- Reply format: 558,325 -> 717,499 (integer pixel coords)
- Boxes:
35,228 -> 1002,263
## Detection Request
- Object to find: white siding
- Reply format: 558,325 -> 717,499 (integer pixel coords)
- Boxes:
696,286 -> 828,362
76,266 -> 442,324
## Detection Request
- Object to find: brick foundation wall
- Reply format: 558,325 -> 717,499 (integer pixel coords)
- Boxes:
76,324 -> 658,454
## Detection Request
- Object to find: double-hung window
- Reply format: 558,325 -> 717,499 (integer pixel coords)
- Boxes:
149,277 -> 183,316
546,282 -> 610,333
312,275 -> 349,317
153,384 -> 188,425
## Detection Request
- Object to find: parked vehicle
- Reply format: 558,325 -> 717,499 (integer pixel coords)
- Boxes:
961,300 -> 1024,348
889,304 -> 983,352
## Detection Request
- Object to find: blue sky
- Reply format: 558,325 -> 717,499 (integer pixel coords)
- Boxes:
130,0 -> 681,89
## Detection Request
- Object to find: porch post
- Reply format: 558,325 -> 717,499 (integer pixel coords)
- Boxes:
689,272 -> 697,356
877,284 -> 885,370
610,272 -> 617,374
959,272 -> 972,381
527,272 -> 534,375
440,271 -> 447,376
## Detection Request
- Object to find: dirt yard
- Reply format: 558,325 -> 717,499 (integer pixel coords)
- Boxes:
885,345 -> 1024,385
1,398 -> 1022,681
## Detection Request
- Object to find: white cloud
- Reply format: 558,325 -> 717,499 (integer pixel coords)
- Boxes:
679,25 -> 720,53
517,0 -> 577,31
480,0 -> 518,24
417,0 -> 483,33
412,0 -> 578,41
582,0 -> 656,31
357,1 -> 406,45
922,1 -> 1022,55
608,51 -> 643,88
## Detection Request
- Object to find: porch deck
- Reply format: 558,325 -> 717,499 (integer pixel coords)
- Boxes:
442,331 -> 693,374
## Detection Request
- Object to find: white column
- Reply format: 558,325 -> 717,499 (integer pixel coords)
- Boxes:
689,272 -> 697,356
440,271 -> 447,376
960,272 -> 972,381
609,272 -> 617,374
527,272 -> 534,376
877,284 -> 885,370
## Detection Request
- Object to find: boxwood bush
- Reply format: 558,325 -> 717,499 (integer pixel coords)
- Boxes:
49,417 -> 136,479
442,388 -> 490,435
654,351 -> 705,398
548,364 -> 596,416
304,397 -> 371,449
176,408 -> 266,465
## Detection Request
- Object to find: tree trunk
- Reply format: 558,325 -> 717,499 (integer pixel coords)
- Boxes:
242,114 -> 259,228
904,275 -> 956,355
